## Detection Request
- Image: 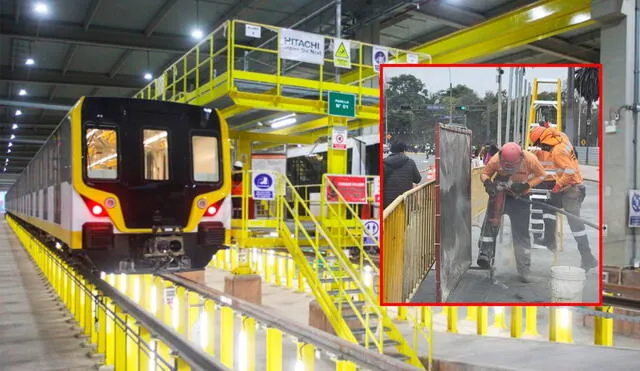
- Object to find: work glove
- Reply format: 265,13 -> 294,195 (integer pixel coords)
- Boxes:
551,184 -> 563,193
510,182 -> 530,195
483,179 -> 496,197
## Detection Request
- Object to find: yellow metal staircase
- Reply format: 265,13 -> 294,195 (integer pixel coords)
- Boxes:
277,174 -> 423,368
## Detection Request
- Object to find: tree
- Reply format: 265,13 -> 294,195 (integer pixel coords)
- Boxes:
574,67 -> 600,146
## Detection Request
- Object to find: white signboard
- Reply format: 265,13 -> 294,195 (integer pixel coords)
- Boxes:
406,53 -> 419,64
629,190 -> 640,227
164,286 -> 176,305
252,154 -> 286,196
331,126 -> 348,150
363,219 -> 380,246
372,46 -> 388,73
154,74 -> 166,93
252,172 -> 276,200
245,24 -> 261,38
279,28 -> 325,65
333,39 -> 351,69
372,176 -> 380,205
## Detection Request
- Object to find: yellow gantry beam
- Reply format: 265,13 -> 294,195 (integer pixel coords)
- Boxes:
340,0 -> 594,84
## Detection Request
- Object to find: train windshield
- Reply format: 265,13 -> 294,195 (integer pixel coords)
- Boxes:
86,128 -> 118,180
143,129 -> 169,181
192,135 -> 219,182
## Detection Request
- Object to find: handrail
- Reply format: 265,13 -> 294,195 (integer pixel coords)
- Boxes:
383,180 -> 435,220
160,273 -> 423,371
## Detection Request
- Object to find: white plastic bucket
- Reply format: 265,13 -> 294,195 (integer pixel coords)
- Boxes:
550,266 -> 586,303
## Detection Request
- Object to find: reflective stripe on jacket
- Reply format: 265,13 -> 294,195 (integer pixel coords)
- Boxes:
552,142 -> 583,188
481,151 -> 547,190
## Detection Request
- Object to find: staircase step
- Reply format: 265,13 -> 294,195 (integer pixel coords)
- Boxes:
387,353 -> 410,362
342,313 -> 362,321
335,300 -> 366,308
319,276 -> 353,283
359,339 -> 401,349
327,289 -> 362,296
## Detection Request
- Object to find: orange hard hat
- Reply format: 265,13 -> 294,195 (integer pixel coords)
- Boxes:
499,142 -> 523,172
529,126 -> 562,147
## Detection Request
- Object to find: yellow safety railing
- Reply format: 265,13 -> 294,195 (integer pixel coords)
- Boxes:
6,216 -> 224,371
134,19 -> 431,122
382,180 -> 436,304
320,174 -> 379,271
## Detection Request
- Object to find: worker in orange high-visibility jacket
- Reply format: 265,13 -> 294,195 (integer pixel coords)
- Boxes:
478,142 -> 547,283
529,126 -> 598,271
529,121 -> 563,248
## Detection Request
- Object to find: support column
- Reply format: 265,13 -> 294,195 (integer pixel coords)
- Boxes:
597,0 -> 638,265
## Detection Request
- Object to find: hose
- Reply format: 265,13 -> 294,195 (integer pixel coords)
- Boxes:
520,197 -> 599,230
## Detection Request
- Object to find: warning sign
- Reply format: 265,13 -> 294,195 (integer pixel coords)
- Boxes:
333,39 -> 351,69
331,126 -> 348,150
363,219 -> 379,246
326,174 -> 368,204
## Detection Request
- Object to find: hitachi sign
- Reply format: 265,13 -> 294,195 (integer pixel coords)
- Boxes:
283,37 -> 321,52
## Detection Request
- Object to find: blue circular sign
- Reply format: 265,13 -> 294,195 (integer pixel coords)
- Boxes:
254,173 -> 273,189
364,221 -> 379,235
633,193 -> 640,213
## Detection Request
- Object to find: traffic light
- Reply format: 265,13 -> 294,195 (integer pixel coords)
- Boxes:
456,105 -> 467,111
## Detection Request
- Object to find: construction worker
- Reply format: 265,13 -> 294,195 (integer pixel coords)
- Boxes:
529,126 -> 598,271
478,142 -> 547,283
231,161 -> 244,219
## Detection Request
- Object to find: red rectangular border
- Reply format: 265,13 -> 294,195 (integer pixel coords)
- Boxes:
379,63 -> 604,307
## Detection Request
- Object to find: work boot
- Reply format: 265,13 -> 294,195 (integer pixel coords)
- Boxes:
477,251 -> 491,269
581,253 -> 598,272
519,272 -> 543,284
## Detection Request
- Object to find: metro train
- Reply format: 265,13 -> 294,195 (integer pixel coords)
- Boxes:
5,97 -> 232,274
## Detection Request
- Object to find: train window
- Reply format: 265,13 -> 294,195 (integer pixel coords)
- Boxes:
86,128 -> 118,179
143,129 -> 169,181
192,136 -> 219,182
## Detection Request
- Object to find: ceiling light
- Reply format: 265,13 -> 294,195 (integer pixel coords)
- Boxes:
25,58 -> 35,66
6,149 -> 10,154
270,117 -> 297,129
10,135 -> 15,140
18,89 -> 27,96
15,110 -> 22,116
3,168 -> 6,172
8,143 -> 12,147
34,2 -> 49,14
12,124 -> 18,130
144,73 -> 153,80
191,28 -> 203,40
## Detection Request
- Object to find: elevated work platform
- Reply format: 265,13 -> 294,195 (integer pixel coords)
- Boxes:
134,20 -> 431,140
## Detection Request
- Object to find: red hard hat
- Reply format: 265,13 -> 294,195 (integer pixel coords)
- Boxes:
499,142 -> 522,172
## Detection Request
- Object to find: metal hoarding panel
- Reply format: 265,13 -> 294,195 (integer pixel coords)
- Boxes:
435,123 -> 472,302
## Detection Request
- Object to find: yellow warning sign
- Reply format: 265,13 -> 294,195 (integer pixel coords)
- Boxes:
333,38 -> 351,69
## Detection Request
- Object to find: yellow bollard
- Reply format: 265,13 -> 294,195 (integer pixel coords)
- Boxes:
96,296 -> 108,355
286,258 -> 294,289
220,306 -> 234,368
175,286 -> 187,335
203,300 -> 216,356
187,291 -> 201,342
240,317 -> 256,371
421,307 -> 431,327
297,268 -> 306,292
75,276 -> 84,325
477,307 -> 488,335
447,307 -> 458,333
492,306 -> 507,330
114,307 -> 127,371
104,300 -> 115,366
336,360 -> 358,371
263,252 -> 270,283
138,326 -> 152,370
510,307 -> 523,338
275,254 -> 282,286
126,316 -> 139,370
523,307 -> 539,337
266,327 -> 283,371
298,342 -> 315,371
175,357 -> 191,371
594,306 -> 614,346
466,306 -> 478,322
549,307 -> 573,343
397,306 -> 408,321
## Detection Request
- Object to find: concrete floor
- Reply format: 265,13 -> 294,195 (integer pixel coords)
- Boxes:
411,181 -> 600,304
205,267 -> 640,370
0,220 -> 99,370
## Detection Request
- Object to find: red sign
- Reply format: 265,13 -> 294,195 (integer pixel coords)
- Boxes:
326,175 -> 368,204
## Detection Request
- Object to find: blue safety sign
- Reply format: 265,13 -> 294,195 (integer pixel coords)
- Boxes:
363,219 -> 379,246
252,173 -> 275,200
629,190 -> 640,227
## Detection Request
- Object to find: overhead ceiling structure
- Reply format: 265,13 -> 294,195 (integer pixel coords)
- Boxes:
0,0 -> 600,187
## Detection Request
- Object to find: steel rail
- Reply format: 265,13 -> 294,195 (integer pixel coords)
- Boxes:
160,273 -> 424,371
72,265 -> 230,371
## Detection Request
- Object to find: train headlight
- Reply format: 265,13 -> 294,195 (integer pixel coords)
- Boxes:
91,205 -> 104,216
197,198 -> 207,209
105,197 -> 117,209
203,200 -> 223,217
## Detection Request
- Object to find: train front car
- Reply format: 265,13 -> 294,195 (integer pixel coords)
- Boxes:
77,97 -> 231,273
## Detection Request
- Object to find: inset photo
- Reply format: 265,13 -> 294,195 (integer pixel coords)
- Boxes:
380,64 -> 602,305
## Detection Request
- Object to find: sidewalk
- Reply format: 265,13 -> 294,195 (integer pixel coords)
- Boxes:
580,164 -> 599,182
